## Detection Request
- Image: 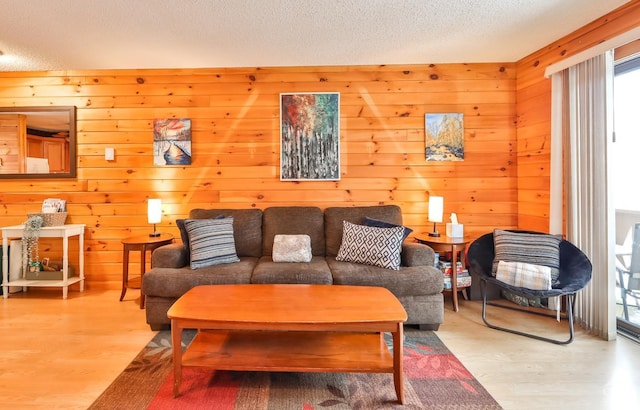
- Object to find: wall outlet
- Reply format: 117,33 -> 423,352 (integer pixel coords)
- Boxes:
105,147 -> 115,161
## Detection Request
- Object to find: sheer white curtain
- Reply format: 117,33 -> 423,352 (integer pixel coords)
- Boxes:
549,51 -> 617,340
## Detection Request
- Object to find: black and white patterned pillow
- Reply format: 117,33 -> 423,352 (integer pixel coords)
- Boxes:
185,217 -> 240,269
336,221 -> 404,270
492,229 -> 561,283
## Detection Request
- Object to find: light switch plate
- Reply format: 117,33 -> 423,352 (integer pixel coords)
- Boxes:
105,147 -> 115,161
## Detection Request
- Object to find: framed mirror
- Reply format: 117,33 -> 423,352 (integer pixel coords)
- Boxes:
0,106 -> 76,179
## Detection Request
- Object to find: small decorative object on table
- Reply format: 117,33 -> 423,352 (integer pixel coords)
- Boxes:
24,258 -> 74,280
446,212 -> 464,238
27,212 -> 68,227
28,198 -> 68,227
22,215 -> 44,275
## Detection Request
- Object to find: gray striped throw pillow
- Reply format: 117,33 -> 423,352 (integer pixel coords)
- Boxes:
185,217 -> 240,269
492,229 -> 561,284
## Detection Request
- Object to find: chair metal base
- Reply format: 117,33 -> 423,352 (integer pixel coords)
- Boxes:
481,278 -> 575,345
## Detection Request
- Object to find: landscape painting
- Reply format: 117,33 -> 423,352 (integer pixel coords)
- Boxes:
425,113 -> 464,161
153,118 -> 192,166
280,92 -> 340,181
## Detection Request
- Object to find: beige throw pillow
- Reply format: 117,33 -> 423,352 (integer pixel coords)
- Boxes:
272,234 -> 312,262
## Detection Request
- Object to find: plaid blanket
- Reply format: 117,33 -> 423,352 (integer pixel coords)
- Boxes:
496,260 -> 552,290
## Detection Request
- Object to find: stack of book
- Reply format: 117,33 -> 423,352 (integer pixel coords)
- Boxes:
438,260 -> 472,290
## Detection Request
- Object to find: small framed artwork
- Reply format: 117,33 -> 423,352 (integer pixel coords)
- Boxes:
425,113 -> 464,161
280,92 -> 340,181
153,118 -> 192,166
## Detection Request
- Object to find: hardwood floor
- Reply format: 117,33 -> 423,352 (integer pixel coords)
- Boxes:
1,287 -> 639,409
0,287 -> 150,409
437,298 -> 640,410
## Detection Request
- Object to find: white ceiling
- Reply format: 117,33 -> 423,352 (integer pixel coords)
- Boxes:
0,0 -> 630,72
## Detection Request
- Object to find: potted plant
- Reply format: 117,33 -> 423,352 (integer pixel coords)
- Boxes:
22,215 -> 44,275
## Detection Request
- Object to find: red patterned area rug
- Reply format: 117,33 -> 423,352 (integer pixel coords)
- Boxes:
89,329 -> 502,409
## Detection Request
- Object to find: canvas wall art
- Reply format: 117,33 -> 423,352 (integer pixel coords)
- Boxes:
425,113 -> 464,161
280,92 -> 340,181
153,118 -> 192,166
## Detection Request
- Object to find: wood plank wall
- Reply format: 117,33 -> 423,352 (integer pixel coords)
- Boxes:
515,0 -> 640,232
0,63 -> 517,288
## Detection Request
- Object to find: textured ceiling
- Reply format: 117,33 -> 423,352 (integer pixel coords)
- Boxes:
0,0 -> 631,72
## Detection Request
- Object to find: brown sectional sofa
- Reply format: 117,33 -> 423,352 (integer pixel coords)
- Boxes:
142,205 -> 444,330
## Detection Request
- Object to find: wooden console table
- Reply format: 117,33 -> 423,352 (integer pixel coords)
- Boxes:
1,223 -> 85,299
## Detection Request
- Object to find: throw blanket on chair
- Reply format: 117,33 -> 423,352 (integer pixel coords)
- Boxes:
496,260 -> 552,291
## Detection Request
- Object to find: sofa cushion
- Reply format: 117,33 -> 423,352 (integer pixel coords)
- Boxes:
262,207 -> 325,256
251,256 -> 333,284
364,216 -> 413,240
324,205 -> 403,257
189,208 -> 263,257
142,257 -> 257,298
272,234 -> 312,262
492,229 -> 561,283
327,257 -> 444,296
185,217 -> 240,269
336,221 -> 404,270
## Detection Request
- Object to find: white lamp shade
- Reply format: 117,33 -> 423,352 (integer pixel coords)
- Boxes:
147,199 -> 162,224
428,196 -> 444,223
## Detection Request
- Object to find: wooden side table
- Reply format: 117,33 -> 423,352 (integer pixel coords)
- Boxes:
415,235 -> 470,312
121,233 -> 174,309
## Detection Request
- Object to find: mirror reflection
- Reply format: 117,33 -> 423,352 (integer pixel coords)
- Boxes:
0,106 -> 76,179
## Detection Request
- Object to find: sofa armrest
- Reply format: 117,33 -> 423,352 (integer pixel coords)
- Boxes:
151,243 -> 189,268
401,242 -> 435,267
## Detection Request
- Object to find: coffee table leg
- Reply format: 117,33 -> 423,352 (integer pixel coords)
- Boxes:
392,322 -> 404,404
172,320 -> 183,397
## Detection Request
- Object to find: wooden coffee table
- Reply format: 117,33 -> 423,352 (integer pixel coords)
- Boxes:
167,284 -> 408,404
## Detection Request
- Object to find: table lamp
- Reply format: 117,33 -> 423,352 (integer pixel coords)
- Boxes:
428,196 -> 443,237
147,198 -> 162,237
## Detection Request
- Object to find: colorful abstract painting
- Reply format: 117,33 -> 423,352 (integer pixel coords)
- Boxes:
425,113 -> 464,161
280,92 -> 340,180
153,118 -> 192,166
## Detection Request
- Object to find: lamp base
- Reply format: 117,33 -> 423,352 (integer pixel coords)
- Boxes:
428,222 -> 440,237
149,232 -> 161,238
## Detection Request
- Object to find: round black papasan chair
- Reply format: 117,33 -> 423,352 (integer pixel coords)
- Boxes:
467,230 -> 593,344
